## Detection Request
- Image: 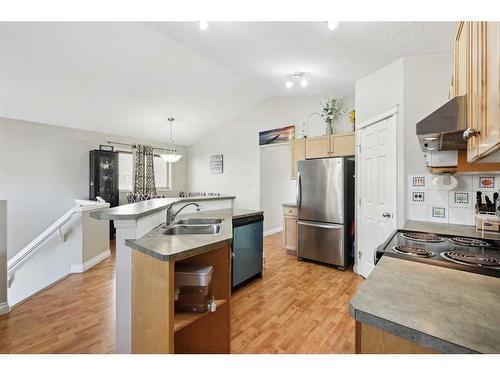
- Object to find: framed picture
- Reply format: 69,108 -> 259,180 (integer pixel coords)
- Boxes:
210,154 -> 223,174
259,125 -> 295,146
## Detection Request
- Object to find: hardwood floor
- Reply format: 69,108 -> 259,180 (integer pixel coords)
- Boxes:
231,234 -> 364,353
0,234 -> 363,354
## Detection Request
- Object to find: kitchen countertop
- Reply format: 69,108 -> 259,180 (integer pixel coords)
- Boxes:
282,202 -> 297,208
350,256 -> 500,353
125,208 -> 263,262
90,196 -> 236,221
403,220 -> 500,240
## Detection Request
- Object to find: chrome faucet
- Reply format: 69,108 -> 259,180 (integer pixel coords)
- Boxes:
166,202 -> 200,226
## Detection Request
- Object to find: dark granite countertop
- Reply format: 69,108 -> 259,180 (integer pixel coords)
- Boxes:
125,208 -> 263,262
90,196 -> 236,221
350,256 -> 500,353
402,220 -> 500,240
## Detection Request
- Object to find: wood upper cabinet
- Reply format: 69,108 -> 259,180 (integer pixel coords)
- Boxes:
304,133 -> 355,159
305,135 -> 331,159
331,132 -> 356,156
460,21 -> 500,162
454,22 -> 469,98
480,22 -> 500,158
290,138 -> 306,179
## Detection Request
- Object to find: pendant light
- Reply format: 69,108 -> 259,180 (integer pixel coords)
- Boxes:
160,117 -> 182,163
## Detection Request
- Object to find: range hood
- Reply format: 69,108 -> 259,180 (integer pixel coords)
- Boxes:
416,95 -> 467,152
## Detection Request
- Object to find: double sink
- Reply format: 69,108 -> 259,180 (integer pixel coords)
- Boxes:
148,217 -> 223,237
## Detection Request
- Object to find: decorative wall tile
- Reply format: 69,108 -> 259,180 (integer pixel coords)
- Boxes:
410,191 -> 425,205
449,207 -> 474,226
448,191 -> 472,208
427,206 -> 448,223
473,175 -> 497,190
408,175 -> 429,190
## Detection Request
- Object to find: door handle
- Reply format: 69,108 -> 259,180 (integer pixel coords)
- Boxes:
296,172 -> 302,208
298,221 -> 343,230
463,128 -> 480,141
382,212 -> 391,218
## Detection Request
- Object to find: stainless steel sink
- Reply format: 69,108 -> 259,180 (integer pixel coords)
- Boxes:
147,221 -> 223,236
163,224 -> 222,236
175,217 -> 223,225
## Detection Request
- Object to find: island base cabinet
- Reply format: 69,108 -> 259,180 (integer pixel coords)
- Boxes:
355,322 -> 437,354
131,244 -> 231,354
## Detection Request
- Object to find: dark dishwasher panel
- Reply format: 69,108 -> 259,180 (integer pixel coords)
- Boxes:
232,214 -> 264,288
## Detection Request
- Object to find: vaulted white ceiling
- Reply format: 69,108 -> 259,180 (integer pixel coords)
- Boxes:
0,22 -> 456,145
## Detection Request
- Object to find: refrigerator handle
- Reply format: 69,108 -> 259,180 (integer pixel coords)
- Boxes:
296,172 -> 301,208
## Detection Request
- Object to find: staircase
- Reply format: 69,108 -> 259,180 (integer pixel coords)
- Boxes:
5,199 -> 110,308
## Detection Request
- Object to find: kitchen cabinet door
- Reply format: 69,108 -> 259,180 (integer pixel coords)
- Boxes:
454,22 -> 469,98
478,22 -> 500,158
305,135 -> 330,159
331,133 -> 355,156
290,138 -> 306,179
283,214 -> 297,254
467,21 -> 482,162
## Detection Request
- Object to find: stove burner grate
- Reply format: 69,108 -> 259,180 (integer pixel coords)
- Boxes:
441,251 -> 500,268
401,232 -> 444,243
393,245 -> 434,257
449,237 -> 490,247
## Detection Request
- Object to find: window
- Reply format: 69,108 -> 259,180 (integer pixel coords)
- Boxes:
118,152 -> 171,191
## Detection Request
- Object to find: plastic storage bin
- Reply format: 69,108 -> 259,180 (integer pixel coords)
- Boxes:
175,264 -> 213,313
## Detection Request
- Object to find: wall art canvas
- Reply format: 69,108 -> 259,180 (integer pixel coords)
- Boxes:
259,125 -> 295,146
210,154 -> 223,174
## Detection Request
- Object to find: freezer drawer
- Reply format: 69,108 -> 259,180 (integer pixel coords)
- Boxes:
297,221 -> 345,267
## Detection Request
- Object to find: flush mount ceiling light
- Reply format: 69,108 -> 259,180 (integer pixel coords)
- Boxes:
199,21 -> 208,31
160,117 -> 182,163
327,21 -> 339,31
285,72 -> 310,89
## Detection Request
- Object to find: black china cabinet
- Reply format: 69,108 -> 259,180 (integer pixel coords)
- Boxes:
89,150 -> 119,237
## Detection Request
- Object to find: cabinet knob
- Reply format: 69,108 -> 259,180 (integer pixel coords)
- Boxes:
463,128 -> 481,141
382,212 -> 391,218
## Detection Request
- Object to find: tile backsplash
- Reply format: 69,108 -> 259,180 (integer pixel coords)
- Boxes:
407,174 -> 500,226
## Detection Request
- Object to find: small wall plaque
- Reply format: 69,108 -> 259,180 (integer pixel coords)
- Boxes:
210,154 -> 223,174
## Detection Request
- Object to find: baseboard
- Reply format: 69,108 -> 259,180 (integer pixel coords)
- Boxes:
264,227 -> 283,237
70,249 -> 111,273
0,302 -> 10,316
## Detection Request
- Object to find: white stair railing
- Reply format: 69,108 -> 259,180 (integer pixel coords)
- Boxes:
7,199 -> 109,287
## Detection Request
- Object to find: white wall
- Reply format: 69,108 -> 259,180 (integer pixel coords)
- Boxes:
0,117 -> 188,257
187,95 -> 354,218
260,144 -> 296,233
355,59 -> 404,124
355,53 -> 453,225
403,54 -> 454,176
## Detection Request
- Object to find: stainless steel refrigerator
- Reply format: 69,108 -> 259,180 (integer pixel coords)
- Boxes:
296,157 -> 355,269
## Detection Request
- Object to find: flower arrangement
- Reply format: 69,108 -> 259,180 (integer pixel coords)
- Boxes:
321,97 -> 347,134
321,97 -> 346,123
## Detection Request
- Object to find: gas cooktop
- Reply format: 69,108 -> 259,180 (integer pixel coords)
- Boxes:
377,230 -> 500,278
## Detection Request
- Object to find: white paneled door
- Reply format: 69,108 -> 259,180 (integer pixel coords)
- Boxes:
357,115 -> 397,278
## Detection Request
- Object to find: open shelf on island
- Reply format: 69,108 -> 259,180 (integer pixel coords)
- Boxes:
174,299 -> 227,332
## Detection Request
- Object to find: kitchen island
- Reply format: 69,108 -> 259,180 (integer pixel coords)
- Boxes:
350,255 -> 500,353
91,196 -> 236,353
125,208 -> 263,353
